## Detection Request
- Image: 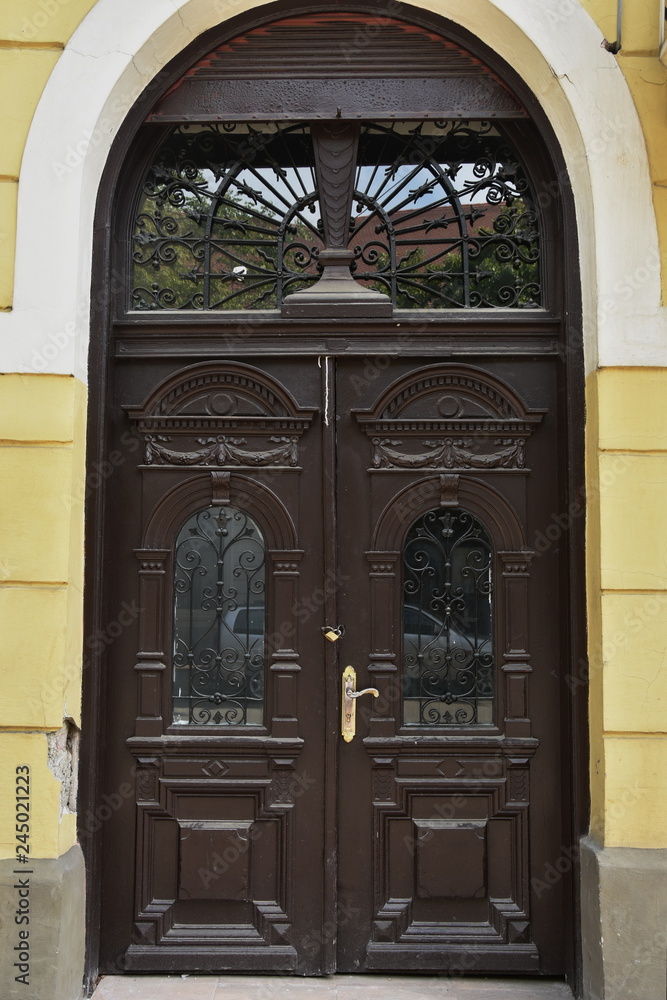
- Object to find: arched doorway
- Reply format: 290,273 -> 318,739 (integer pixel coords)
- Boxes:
83,4 -> 586,987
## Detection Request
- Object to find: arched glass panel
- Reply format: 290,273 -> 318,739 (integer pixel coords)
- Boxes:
403,507 -> 493,726
131,120 -> 540,312
172,506 -> 266,726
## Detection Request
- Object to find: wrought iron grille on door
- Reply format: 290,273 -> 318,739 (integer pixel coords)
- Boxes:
402,506 -> 494,727
172,504 -> 267,726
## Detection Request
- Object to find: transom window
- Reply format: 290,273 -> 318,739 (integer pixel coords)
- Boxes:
131,119 -> 540,312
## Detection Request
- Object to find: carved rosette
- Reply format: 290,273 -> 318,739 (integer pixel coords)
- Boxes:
355,365 -> 544,472
125,361 -> 315,470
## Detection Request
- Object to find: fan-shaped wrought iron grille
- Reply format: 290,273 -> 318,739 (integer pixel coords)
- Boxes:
402,507 -> 494,726
131,120 -> 541,311
172,505 -> 266,726
132,123 -> 317,310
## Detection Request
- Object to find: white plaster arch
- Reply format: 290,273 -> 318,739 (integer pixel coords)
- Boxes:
1,0 -> 665,380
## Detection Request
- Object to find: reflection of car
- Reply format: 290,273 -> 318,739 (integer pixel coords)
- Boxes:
403,604 -> 470,665
402,604 -> 493,725
225,604 -> 265,638
213,603 -> 266,671
173,603 -> 265,658
172,603 -> 266,724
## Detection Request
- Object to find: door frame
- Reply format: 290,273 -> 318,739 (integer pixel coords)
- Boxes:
80,2 -> 587,993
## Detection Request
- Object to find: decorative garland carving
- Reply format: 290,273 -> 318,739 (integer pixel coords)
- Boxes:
144,434 -> 300,468
356,365 -> 543,473
126,362 -> 315,471
371,436 -> 524,471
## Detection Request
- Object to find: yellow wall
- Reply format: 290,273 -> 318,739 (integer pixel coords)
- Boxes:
0,0 -> 665,860
0,374 -> 86,859
587,367 -> 667,848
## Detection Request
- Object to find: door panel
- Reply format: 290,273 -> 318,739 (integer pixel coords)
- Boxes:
334,357 -> 563,973
99,354 -> 566,976
100,358 -> 329,974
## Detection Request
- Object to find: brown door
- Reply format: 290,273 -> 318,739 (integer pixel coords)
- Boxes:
334,356 -> 563,974
98,350 -> 567,976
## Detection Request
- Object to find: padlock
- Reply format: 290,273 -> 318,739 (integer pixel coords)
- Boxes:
322,624 -> 345,642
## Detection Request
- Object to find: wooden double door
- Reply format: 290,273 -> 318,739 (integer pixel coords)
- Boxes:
98,350 -> 568,976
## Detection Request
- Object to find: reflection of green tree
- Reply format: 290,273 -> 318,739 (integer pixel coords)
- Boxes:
354,203 -> 540,309
132,186 -> 320,311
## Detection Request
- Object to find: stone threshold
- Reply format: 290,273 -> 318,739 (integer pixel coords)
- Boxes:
91,974 -> 575,999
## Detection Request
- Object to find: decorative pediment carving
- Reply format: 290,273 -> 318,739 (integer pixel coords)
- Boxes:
125,362 -> 315,469
354,365 -> 544,472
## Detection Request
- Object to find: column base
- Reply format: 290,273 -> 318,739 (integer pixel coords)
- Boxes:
0,844 -> 85,1000
580,835 -> 667,1000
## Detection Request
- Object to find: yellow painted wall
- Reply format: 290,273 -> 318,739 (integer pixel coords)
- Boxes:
0,374 -> 86,859
588,367 -> 667,848
0,0 -> 665,862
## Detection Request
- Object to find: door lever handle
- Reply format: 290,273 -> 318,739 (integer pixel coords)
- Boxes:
347,686 -> 379,700
341,666 -> 379,742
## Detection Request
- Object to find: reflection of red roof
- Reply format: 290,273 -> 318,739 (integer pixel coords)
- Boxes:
351,202 -> 506,271
353,201 -> 504,238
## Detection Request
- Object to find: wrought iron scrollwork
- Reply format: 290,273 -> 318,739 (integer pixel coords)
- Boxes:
132,122 -> 321,311
131,120 -> 541,312
352,121 -> 540,308
403,508 -> 494,726
172,506 -> 266,726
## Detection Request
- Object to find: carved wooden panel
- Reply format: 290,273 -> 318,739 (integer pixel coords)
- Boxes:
354,365 -> 544,472
414,819 -> 487,899
125,751 -> 299,970
365,749 -> 538,971
147,14 -> 527,122
125,361 -> 315,470
178,821 -> 253,900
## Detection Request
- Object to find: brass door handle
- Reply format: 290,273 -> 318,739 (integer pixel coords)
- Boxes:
341,665 -> 379,742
